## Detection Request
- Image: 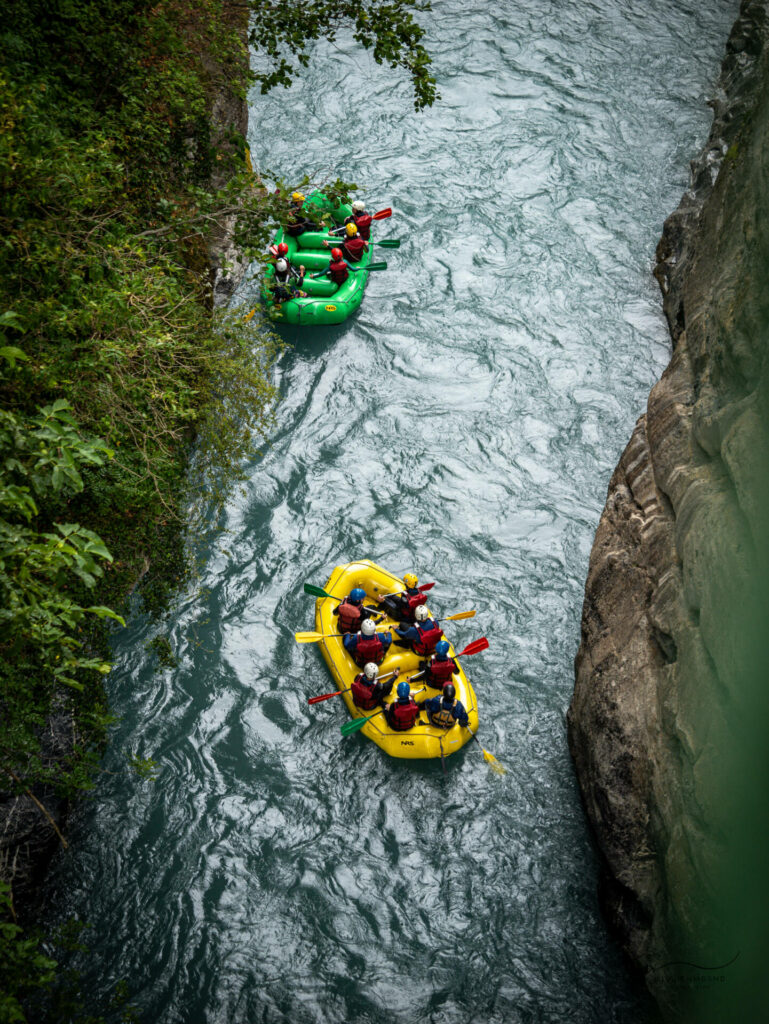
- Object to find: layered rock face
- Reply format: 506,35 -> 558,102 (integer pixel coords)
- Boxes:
568,1 -> 769,1017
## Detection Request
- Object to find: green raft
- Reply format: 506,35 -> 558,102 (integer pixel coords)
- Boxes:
261,193 -> 373,326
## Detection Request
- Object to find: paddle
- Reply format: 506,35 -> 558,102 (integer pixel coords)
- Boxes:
310,262 -> 388,279
372,207 -> 392,220
303,583 -> 342,600
379,581 -> 435,600
295,611 -> 474,644
308,668 -> 399,705
408,637 -> 489,682
308,687 -> 350,705
340,708 -> 383,736
469,730 -> 506,775
372,239 -> 400,248
294,626 -> 393,644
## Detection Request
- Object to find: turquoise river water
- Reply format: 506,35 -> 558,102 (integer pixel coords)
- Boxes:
45,2 -> 737,1021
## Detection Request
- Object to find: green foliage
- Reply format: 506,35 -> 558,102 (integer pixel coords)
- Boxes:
248,0 -> 438,110
0,0 -> 434,1016
145,635 -> 178,669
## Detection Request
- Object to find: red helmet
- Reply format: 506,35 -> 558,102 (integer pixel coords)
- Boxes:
277,242 -> 289,256
331,247 -> 343,261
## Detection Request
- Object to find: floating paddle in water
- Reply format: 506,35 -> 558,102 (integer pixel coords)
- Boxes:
468,730 -> 506,775
340,708 -> 384,736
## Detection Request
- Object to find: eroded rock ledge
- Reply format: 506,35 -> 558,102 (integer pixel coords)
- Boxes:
568,0 -> 769,1017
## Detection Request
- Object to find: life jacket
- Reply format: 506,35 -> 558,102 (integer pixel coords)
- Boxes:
351,675 -> 379,710
274,268 -> 291,286
353,213 -> 372,240
388,699 -> 419,731
429,698 -> 458,729
412,620 -> 443,655
426,657 -> 456,687
328,259 -> 349,284
342,236 -> 368,262
352,633 -> 385,665
406,589 -> 427,613
336,600 -> 362,633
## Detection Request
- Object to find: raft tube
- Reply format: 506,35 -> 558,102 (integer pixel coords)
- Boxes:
262,193 -> 372,326
314,559 -> 480,760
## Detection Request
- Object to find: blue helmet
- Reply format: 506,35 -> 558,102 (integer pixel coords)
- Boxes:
397,681 -> 410,700
349,587 -> 366,603
435,640 -> 450,658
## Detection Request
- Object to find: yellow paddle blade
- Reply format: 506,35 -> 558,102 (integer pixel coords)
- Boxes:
294,631 -> 324,643
444,610 -> 476,621
484,750 -> 507,774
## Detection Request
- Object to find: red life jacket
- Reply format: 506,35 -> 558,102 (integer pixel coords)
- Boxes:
406,590 -> 427,613
426,657 -> 456,687
353,633 -> 385,665
412,620 -> 443,655
342,236 -> 368,262
388,699 -> 419,731
329,259 -> 349,284
351,675 -> 379,710
353,213 -> 372,240
337,600 -> 362,633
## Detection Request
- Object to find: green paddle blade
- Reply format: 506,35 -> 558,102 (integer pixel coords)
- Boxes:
304,583 -> 334,599
340,710 -> 381,736
351,261 -> 387,272
374,239 -> 400,248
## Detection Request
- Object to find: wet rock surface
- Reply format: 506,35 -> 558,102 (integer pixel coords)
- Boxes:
569,0 -> 769,1016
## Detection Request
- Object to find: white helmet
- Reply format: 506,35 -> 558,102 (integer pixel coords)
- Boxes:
352,200 -> 366,213
414,605 -> 430,622
275,259 -> 288,272
363,662 -> 378,681
361,618 -> 376,636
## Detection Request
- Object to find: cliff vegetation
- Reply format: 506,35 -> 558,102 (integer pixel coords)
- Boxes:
0,1 -> 435,1020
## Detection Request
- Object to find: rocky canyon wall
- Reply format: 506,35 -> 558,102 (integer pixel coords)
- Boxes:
568,1 -> 769,1018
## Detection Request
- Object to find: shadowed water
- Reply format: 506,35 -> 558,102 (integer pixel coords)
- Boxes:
45,2 -> 736,1021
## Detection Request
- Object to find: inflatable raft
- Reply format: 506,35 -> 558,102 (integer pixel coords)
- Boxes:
314,559 -> 479,760
262,193 -> 373,326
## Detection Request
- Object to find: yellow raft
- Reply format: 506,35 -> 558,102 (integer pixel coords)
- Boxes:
314,559 -> 479,760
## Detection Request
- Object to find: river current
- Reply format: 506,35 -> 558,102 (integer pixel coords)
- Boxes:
45,2 -> 736,1021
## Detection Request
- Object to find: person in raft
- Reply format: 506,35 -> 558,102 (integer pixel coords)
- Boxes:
269,241 -> 289,261
379,572 -> 427,622
351,663 -> 399,711
344,617 -> 393,666
315,247 -> 349,288
285,192 -> 320,237
328,200 -> 373,241
271,258 -> 306,303
333,587 -> 377,634
393,604 -> 443,656
324,222 -> 368,263
419,639 -> 459,690
346,199 -> 373,240
424,683 -> 469,730
385,680 -> 422,731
